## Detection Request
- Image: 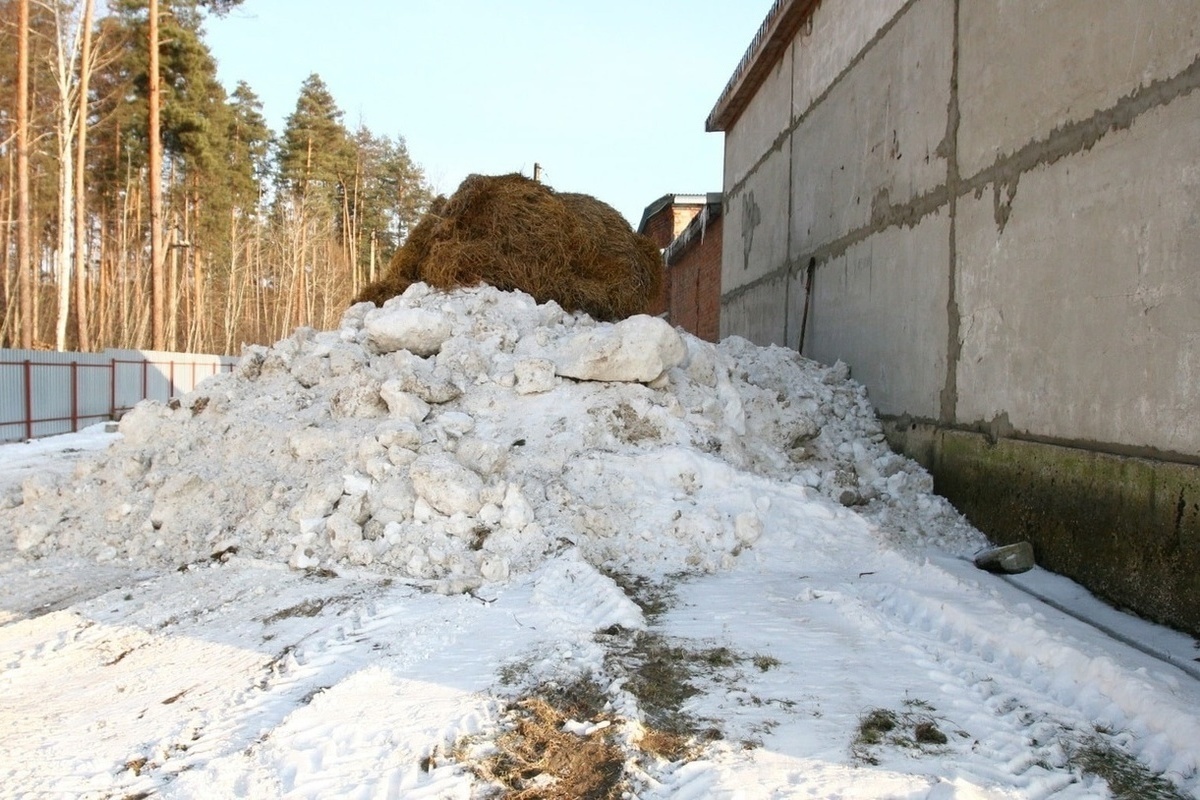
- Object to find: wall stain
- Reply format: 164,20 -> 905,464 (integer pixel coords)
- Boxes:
992,175 -> 1019,233
741,190 -> 762,272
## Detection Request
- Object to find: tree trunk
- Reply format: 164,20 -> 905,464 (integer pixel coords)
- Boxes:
73,0 -> 95,351
148,0 -> 165,350
17,0 -> 34,349
1,149 -> 15,345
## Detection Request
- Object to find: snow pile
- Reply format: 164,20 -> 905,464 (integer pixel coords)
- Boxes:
2,283 -> 980,590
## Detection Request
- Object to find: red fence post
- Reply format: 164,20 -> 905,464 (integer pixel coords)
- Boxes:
71,361 -> 79,433
23,359 -> 33,441
169,360 -> 176,398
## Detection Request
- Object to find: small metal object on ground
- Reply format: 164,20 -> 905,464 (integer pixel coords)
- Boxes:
974,541 -> 1035,574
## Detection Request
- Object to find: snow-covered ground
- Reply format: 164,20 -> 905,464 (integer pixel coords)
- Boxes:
1,284 -> 1198,799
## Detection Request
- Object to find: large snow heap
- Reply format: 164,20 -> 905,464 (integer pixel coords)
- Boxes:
3,284 -> 978,590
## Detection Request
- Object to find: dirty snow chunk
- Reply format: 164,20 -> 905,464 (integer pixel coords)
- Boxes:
409,454 -> 484,517
514,358 -> 556,394
289,428 -> 342,462
326,511 -> 363,549
376,420 -> 422,450
553,314 -> 686,383
456,437 -> 508,476
734,512 -> 762,545
15,524 -> 50,553
500,484 -> 535,531
379,382 -> 432,422
387,351 -> 462,404
364,306 -> 452,356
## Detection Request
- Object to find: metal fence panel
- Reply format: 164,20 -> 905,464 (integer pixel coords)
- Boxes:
0,348 -> 238,444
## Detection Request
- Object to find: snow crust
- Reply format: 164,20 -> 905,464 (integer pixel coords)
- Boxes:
2,283 -> 979,590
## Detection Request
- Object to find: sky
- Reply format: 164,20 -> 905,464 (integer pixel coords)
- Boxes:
202,1 -> 772,228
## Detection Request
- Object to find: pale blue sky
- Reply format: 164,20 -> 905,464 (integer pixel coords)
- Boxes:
203,1 -> 770,226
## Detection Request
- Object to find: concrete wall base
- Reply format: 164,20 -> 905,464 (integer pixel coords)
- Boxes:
883,420 -> 1200,637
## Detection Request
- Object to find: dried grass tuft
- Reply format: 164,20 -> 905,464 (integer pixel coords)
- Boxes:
356,173 -> 662,320
478,691 -> 625,800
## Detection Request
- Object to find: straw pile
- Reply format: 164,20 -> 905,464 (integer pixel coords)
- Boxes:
356,173 -> 663,320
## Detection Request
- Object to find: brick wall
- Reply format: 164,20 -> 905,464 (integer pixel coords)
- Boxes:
639,199 -> 712,320
667,215 -> 723,342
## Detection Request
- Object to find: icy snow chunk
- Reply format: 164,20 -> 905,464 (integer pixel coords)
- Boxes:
330,378 -> 388,418
290,353 -> 328,388
15,524 -> 50,553
553,315 -> 686,383
375,420 -> 422,450
480,555 -> 510,583
514,358 -> 556,394
456,437 -> 508,477
288,427 -> 343,462
364,306 -> 452,356
236,344 -> 267,380
379,381 -> 432,422
328,343 -> 369,376
340,301 -> 374,332
367,476 -> 416,521
409,454 -> 484,517
386,350 -> 462,403
734,512 -> 763,546
433,411 -> 475,440
500,484 -> 536,531
326,511 -> 363,550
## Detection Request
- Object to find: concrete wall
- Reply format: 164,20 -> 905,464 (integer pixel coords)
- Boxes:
718,0 -> 1200,634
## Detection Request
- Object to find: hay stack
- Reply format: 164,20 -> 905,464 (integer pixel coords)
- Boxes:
356,173 -> 663,321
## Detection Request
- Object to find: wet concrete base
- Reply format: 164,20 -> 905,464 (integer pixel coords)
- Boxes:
883,420 -> 1200,638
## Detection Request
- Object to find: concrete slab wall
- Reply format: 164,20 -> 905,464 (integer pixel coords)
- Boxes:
792,0 -> 911,115
957,0 -> 1200,179
723,42 -> 794,191
788,0 -> 952,256
955,91 -> 1200,455
720,147 -> 793,295
801,212 -> 950,419
722,0 -> 1200,457
719,275 -> 789,347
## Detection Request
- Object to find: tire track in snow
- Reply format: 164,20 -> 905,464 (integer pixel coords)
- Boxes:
631,527 -> 1200,799
865,569 -> 1200,798
0,563 -> 477,798
150,558 -> 631,798
138,580 -> 483,796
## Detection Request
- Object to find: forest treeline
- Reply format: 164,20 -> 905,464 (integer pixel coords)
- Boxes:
0,0 -> 431,355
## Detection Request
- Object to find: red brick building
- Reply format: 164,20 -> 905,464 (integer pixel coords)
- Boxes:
637,193 -> 723,341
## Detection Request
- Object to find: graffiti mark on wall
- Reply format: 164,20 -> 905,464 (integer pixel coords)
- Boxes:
741,190 -> 762,271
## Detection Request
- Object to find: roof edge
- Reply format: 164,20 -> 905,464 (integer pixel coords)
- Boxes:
665,197 -> 723,265
637,193 -> 715,235
706,0 -> 820,133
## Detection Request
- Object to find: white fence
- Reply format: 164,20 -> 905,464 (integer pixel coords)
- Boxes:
0,348 -> 238,443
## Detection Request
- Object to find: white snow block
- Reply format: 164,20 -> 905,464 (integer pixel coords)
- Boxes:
364,307 -> 452,356
409,454 -> 484,517
514,358 -> 557,394
379,381 -> 432,422
553,314 -> 686,384
973,541 -> 1035,574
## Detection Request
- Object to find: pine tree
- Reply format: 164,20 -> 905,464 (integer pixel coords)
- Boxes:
277,73 -> 353,212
